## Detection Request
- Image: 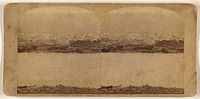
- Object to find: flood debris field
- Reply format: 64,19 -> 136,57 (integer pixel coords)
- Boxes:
17,84 -> 184,94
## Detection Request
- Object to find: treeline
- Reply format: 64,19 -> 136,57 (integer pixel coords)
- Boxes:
18,38 -> 184,53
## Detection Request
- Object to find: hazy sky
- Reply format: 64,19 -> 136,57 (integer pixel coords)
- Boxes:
102,7 -> 184,43
18,7 -> 101,43
18,6 -> 184,43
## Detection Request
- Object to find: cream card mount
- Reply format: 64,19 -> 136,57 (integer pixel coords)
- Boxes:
3,3 -> 197,96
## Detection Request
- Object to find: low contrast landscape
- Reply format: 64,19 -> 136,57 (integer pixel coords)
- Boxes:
16,5 -> 186,95
18,38 -> 184,53
17,84 -> 184,94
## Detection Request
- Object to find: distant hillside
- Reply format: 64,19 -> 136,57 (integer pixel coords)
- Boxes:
18,38 -> 184,53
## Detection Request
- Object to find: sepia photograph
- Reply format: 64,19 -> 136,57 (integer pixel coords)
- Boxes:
3,3 -> 197,96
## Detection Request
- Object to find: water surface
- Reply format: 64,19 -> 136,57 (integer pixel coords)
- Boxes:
17,53 -> 184,88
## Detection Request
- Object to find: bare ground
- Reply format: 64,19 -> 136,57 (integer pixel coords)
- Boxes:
17,84 -> 184,94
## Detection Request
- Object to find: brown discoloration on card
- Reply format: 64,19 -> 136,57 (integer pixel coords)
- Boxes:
3,3 -> 197,96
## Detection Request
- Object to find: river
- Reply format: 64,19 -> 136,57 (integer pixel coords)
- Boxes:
17,53 -> 184,88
